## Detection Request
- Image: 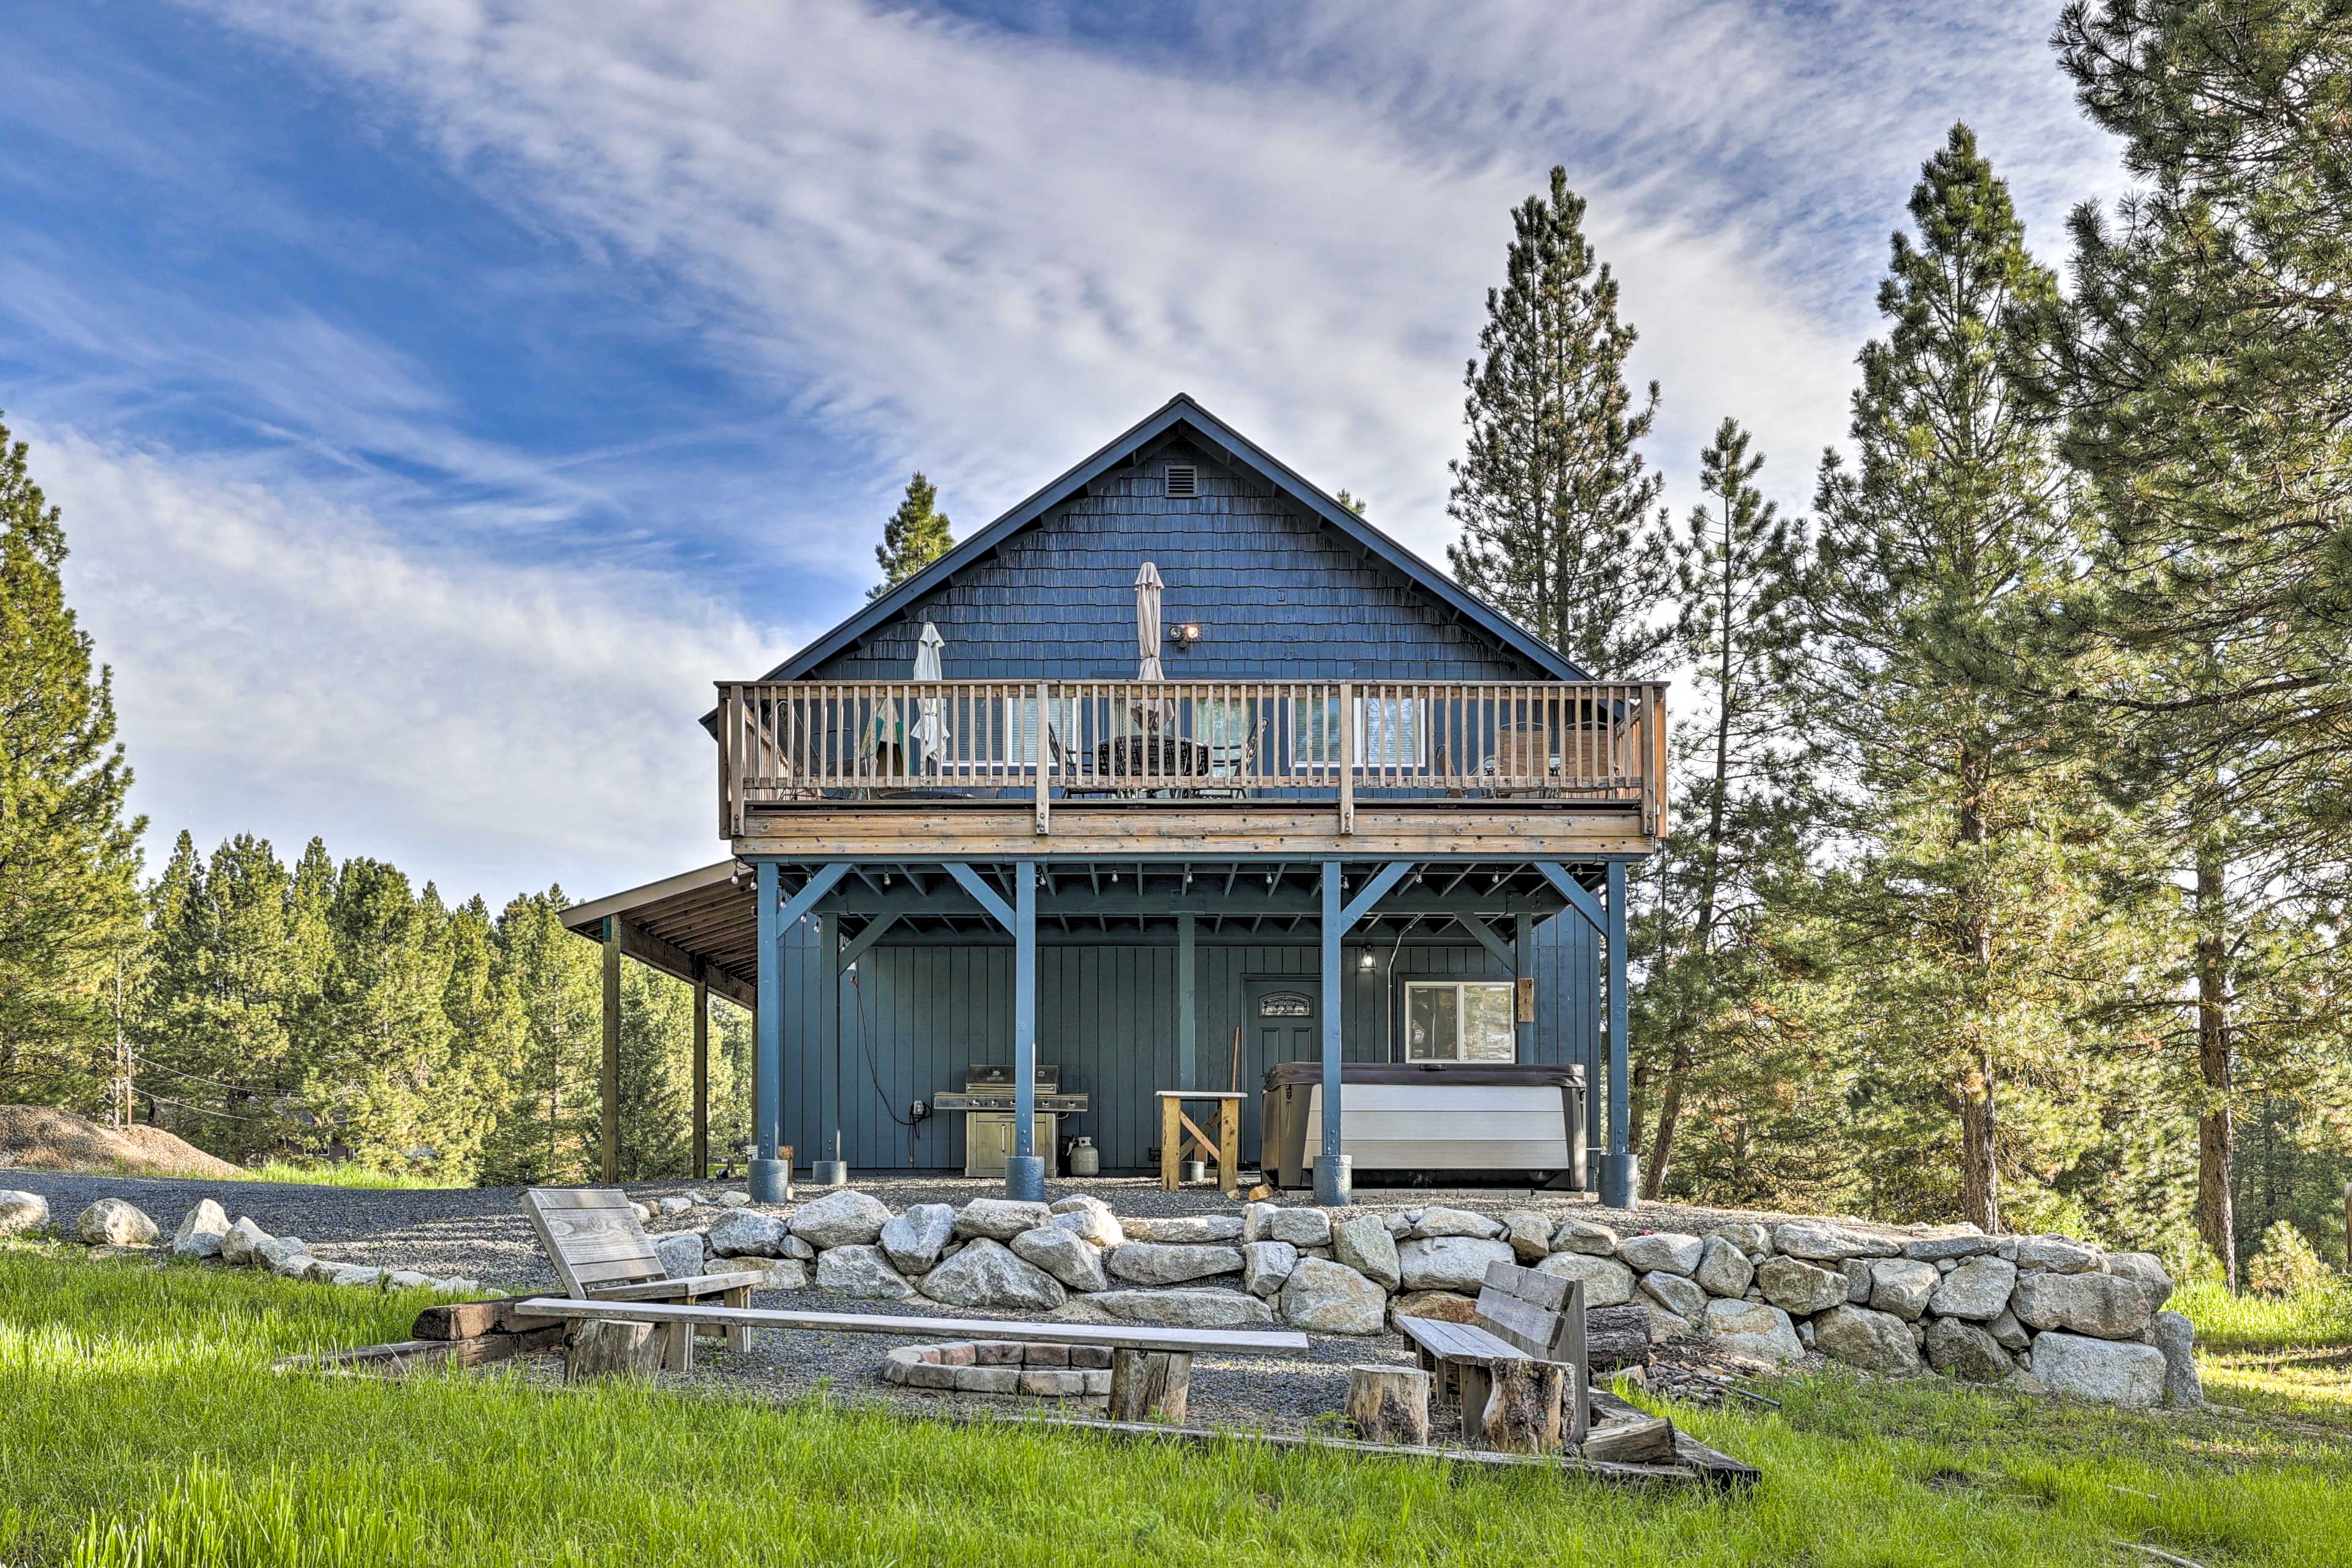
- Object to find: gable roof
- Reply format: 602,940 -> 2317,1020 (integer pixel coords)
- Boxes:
759,394 -> 1591,684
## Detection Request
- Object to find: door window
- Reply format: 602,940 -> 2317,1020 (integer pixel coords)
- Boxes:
1403,981 -> 1516,1062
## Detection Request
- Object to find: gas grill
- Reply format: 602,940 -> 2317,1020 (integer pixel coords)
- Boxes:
932,1065 -> 1087,1179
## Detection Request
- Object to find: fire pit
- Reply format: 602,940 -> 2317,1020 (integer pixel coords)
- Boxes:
881,1340 -> 1114,1398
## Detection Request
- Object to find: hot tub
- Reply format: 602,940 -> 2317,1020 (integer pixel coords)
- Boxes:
1260,1061 -> 1586,1189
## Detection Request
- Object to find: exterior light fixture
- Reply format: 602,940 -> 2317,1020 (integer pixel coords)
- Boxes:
1166,622 -> 1204,646
1359,951 -> 1376,971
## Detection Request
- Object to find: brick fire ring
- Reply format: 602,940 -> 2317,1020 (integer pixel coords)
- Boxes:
881,1341 -> 1114,1399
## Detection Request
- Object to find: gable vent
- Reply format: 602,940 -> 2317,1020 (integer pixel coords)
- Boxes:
1164,464 -> 1197,498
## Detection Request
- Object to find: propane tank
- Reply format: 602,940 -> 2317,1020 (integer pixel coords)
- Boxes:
1068,1137 -> 1101,1178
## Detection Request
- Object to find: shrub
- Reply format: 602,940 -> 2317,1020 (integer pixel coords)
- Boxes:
2245,1221 -> 2335,1297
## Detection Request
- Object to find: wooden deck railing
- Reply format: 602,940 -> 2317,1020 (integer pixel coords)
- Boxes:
715,679 -> 1667,839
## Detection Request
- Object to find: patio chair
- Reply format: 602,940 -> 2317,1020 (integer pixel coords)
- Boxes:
1048,726 -> 1129,797
521,1188 -> 766,1372
1193,718 -> 1268,799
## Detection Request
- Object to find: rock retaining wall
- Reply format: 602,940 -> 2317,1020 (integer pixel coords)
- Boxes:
660,1190 -> 2201,1409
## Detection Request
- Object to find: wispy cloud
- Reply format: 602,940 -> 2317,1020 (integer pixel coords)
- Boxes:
34,423 -> 790,900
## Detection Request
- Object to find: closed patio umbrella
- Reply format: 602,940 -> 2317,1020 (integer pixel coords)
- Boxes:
1134,562 -> 1173,728
911,620 -> 948,771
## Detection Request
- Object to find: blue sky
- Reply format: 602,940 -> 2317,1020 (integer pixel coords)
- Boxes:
0,1 -> 2125,904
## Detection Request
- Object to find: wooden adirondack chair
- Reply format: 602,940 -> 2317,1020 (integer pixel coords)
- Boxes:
521,1188 -> 765,1372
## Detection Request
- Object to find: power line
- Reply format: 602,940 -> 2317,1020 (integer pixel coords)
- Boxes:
141,1091 -> 275,1123
127,1050 -> 280,1099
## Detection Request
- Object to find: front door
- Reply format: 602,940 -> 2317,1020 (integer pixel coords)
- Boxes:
1245,978 -> 1319,1068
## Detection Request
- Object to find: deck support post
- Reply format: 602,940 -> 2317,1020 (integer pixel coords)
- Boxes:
600,916 -> 622,1184
752,861 -> 850,1204
691,961 -> 709,1180
1317,861 -> 1348,1204
1177,913 -> 1198,1092
1513,913 -> 1536,1066
1598,861 -> 1637,1210
1008,860 -> 1042,1200
752,862 -> 786,1202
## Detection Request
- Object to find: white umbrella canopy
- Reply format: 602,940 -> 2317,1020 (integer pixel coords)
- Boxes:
1134,562 -> 1172,728
911,620 -> 949,769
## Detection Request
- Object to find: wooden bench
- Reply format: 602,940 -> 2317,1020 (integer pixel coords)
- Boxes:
507,1295 -> 1308,1420
521,1188 -> 767,1373
1397,1260 -> 1590,1450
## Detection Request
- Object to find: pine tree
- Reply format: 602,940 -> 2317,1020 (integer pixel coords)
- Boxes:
2028,0 -> 2352,1283
870,472 -> 954,599
1805,125 -> 2101,1232
1632,418 -> 1814,1197
0,416 -> 143,1107
1446,167 -> 1673,674
1333,489 -> 1368,516
485,889 -> 600,1185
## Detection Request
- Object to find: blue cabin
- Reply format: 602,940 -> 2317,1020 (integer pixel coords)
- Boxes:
565,395 -> 1665,1207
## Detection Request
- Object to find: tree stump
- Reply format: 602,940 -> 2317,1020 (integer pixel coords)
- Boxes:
565,1319 -> 663,1382
1474,1359 -> 1564,1452
1106,1349 -> 1192,1422
1580,1415 -> 1676,1466
1345,1365 -> 1431,1446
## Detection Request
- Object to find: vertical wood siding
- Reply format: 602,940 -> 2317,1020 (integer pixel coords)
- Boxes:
786,928 -> 1597,1173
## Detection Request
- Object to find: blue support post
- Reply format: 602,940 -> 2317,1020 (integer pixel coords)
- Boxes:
1177,912 -> 1197,1092
1007,860 -> 1043,1200
1599,860 -> 1638,1209
1316,861 -> 1349,1205
752,862 -> 788,1203
1514,913 -> 1536,1065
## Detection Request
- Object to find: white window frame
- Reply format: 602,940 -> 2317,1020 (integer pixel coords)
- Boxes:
1402,980 -> 1517,1063
1290,695 -> 1431,771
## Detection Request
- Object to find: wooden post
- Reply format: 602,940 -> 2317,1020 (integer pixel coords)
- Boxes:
1476,1360 -> 1564,1452
1160,1094 -> 1182,1192
1316,861 -> 1348,1205
1217,1098 -> 1240,1199
1177,912 -> 1197,1092
1346,1365 -> 1430,1446
691,961 -> 709,1180
1599,860 -> 1635,1209
1009,860 -> 1040,1200
1513,913 -> 1536,1065
600,916 -> 621,1185
753,862 -> 785,1202
1033,680 -> 1050,835
1107,1348 -> 1191,1422
1337,680 -> 1354,834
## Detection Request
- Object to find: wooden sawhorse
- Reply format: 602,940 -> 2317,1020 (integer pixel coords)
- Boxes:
1156,1090 -> 1245,1197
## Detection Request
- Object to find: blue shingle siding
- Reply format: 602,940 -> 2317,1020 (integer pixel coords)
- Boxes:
783,930 -> 1596,1174
812,440 -> 1545,683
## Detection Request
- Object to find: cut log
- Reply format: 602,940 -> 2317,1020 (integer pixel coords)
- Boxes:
1476,1358 -> 1564,1453
275,1325 -> 565,1376
1346,1365 -> 1431,1446
1585,1305 -> 1653,1372
1580,1415 -> 1676,1466
1106,1348 -> 1192,1423
412,1299 -> 538,1341
566,1319 -> 664,1382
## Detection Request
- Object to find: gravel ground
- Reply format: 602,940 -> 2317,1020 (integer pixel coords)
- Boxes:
7,1167 -> 1914,1436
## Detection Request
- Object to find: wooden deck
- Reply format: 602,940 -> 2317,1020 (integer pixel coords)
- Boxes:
717,678 -> 1667,856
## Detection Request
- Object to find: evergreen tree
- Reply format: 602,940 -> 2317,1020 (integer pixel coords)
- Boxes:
870,472 -> 954,598
2027,0 -> 2352,1283
2038,1 -> 2352,848
0,416 -> 143,1106
1632,418 -> 1815,1197
1804,126 -> 2103,1232
1333,489 -> 1368,516
616,962 -> 695,1179
1446,167 -> 1673,674
485,889 -> 600,1185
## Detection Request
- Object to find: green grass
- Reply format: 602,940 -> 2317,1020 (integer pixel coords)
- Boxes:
2,1244 -> 2347,1567
69,1158 -> 454,1189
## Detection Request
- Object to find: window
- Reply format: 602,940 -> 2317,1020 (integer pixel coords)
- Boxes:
1192,696 -> 1257,774
1164,464 -> 1197,497
1258,992 -> 1312,1018
1290,695 -> 1430,769
998,695 -> 1079,766
1404,981 -> 1516,1062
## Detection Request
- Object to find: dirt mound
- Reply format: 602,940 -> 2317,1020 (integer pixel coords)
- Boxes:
0,1105 -> 243,1178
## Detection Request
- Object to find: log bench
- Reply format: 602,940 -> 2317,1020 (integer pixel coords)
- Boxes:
1397,1260 -> 1591,1451
508,1295 -> 1308,1419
